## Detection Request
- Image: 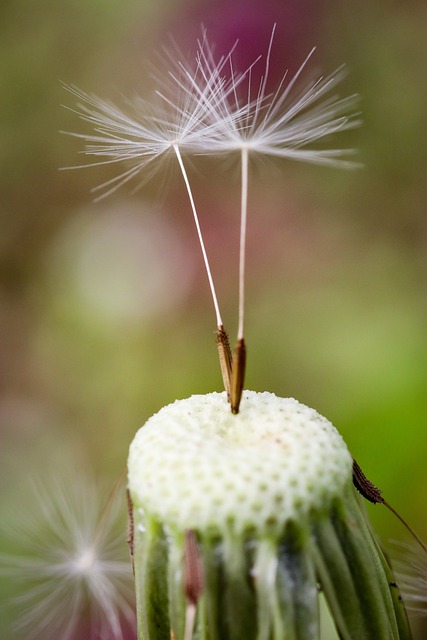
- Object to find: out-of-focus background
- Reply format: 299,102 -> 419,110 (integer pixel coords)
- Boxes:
1,0 -> 427,637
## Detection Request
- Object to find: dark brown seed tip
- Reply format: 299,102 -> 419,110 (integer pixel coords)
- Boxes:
353,459 -> 427,554
352,458 -> 384,504
216,325 -> 232,402
230,338 -> 246,414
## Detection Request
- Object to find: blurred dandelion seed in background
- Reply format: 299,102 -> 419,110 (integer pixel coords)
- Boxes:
394,541 -> 427,616
0,468 -> 135,640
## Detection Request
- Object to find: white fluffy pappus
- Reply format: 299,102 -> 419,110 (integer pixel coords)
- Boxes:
190,25 -> 361,167
63,27 -> 360,193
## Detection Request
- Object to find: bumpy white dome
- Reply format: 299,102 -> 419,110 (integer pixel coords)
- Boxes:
128,391 -> 353,535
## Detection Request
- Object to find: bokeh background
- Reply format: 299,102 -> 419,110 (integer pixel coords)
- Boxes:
1,0 -> 427,637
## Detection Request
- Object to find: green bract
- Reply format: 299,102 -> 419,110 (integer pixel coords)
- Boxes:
128,391 -> 411,640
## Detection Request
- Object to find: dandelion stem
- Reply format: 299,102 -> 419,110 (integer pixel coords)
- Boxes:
238,146 -> 249,340
173,144 -> 223,328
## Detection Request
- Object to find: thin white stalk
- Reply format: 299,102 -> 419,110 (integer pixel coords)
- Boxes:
184,603 -> 197,640
237,147 -> 249,340
173,144 -> 223,328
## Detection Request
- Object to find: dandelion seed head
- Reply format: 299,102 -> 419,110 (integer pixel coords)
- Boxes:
128,392 -> 411,640
129,391 -> 353,535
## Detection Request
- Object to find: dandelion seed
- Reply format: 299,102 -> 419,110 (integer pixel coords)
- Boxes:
184,27 -> 361,409
0,469 -> 135,640
62,57 -> 236,331
227,28 -> 359,314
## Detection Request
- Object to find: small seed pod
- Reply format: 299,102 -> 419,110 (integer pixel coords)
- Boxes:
128,391 -> 412,640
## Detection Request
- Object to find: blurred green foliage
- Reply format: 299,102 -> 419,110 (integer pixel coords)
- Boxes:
1,1 -> 427,638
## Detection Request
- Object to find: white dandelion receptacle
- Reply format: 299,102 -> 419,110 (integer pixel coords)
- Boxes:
128,391 -> 412,640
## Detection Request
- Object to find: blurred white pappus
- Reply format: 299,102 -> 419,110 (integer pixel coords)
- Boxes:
393,540 -> 427,616
0,468 -> 135,640
47,201 -> 194,329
